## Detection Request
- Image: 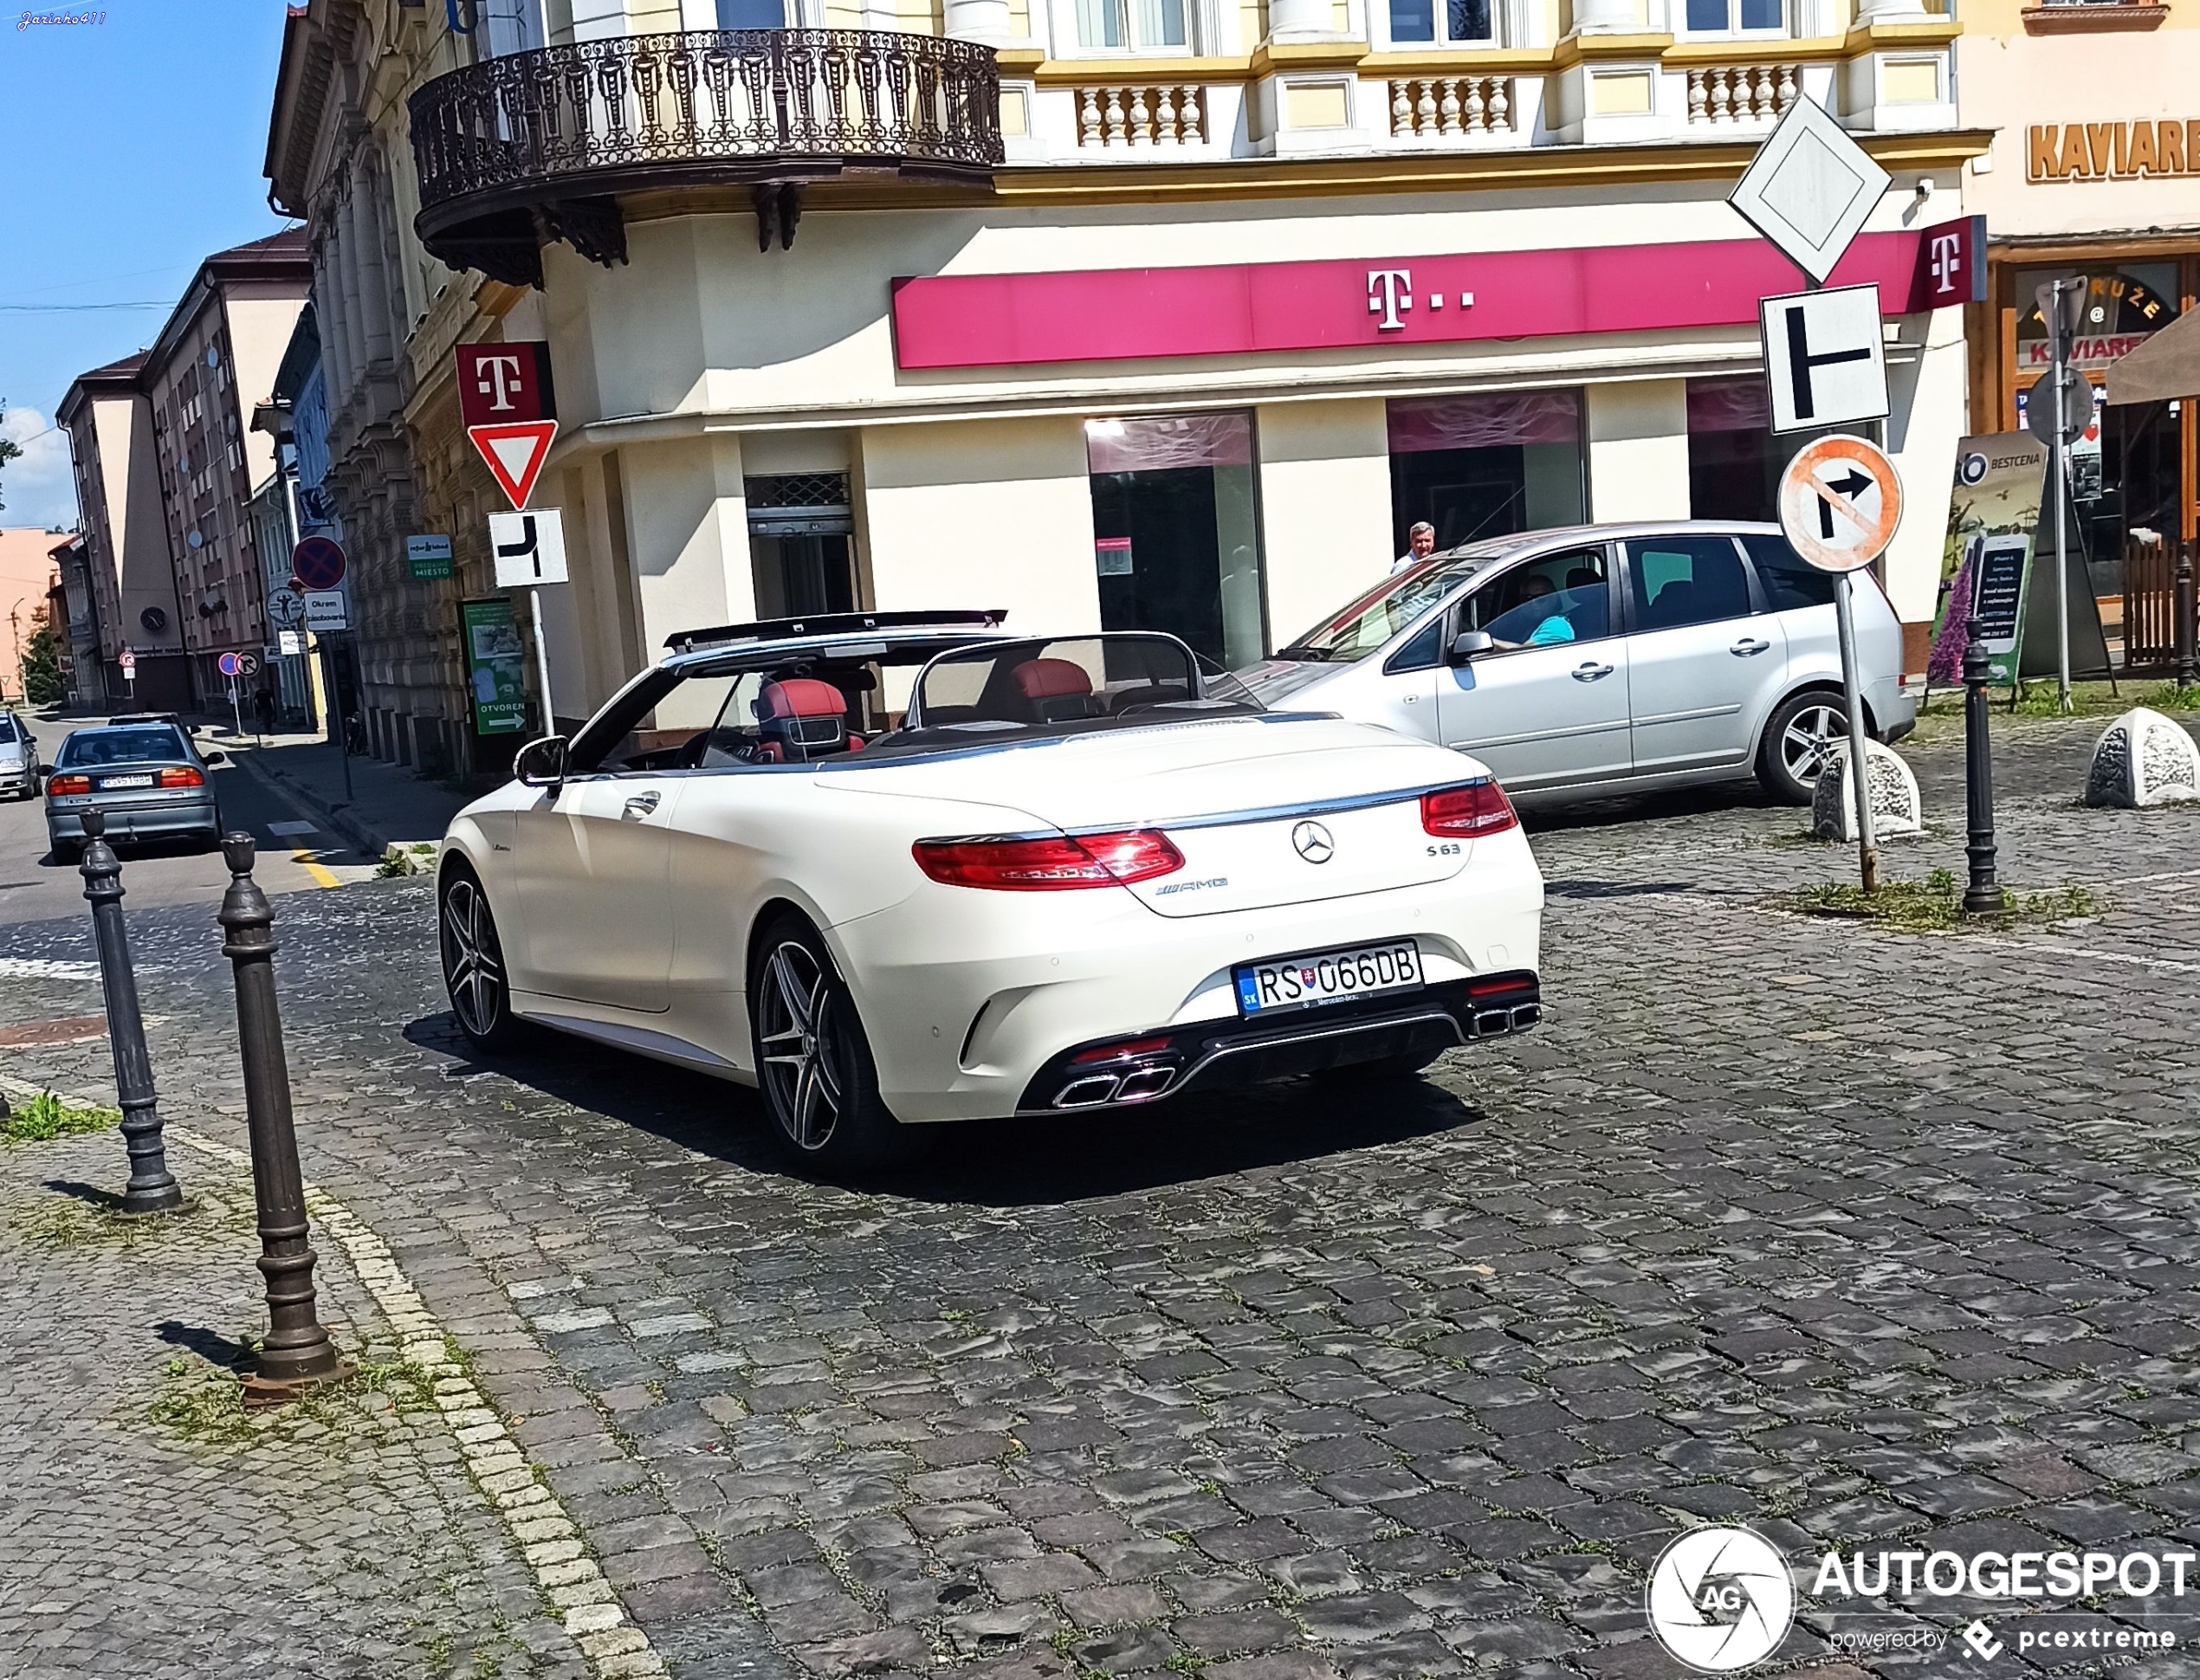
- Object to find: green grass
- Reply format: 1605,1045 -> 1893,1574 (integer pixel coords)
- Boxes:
1779,867 -> 2102,933
1,1090 -> 119,1144
2136,683 -> 2200,713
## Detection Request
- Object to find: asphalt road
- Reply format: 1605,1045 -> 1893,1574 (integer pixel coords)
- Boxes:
0,712 -> 379,927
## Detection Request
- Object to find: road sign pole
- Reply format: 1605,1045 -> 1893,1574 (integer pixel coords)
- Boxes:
230,678 -> 243,740
529,588 -> 556,733
2051,277 -> 2074,715
1833,573 -> 1880,895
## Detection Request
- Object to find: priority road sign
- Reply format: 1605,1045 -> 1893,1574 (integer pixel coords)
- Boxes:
490,508 -> 569,588
1759,284 -> 1889,435
1778,434 -> 1902,573
1727,95 -> 1891,286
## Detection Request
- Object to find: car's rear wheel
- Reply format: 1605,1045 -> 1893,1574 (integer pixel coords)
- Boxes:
749,915 -> 916,1173
439,865 -> 526,1050
1758,691 -> 1848,804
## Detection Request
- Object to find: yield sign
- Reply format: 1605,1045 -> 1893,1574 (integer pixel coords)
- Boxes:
469,419 -> 559,510
1777,433 -> 1902,574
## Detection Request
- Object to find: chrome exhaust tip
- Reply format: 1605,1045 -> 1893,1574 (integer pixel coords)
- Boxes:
1471,1009 -> 1513,1038
1114,1065 -> 1174,1102
1509,1003 -> 1541,1031
1054,1075 -> 1122,1108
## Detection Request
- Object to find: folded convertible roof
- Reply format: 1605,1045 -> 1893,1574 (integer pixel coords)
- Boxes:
664,610 -> 1007,656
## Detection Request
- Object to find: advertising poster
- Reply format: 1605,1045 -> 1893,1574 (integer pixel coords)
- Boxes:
1928,433 -> 2048,691
461,598 -> 529,736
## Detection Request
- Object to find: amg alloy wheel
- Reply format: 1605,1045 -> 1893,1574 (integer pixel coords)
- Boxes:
750,916 -> 915,1173
440,867 -> 524,1050
1758,693 -> 1847,804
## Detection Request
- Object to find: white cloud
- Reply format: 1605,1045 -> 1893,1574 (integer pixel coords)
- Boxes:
0,407 -> 79,532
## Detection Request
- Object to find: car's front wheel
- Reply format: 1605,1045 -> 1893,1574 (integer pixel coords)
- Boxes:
1758,690 -> 1848,804
439,865 -> 526,1050
749,915 -> 916,1173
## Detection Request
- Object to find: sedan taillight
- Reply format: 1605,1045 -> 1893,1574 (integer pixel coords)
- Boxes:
913,830 -> 1184,890
156,766 -> 205,789
1421,780 -> 1518,837
45,773 -> 90,796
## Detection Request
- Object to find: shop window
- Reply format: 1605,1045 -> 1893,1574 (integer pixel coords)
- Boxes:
1075,0 -> 1189,49
1686,378 -> 1779,522
1084,413 -> 1265,671
1388,0 -> 1492,45
747,473 -> 855,620
1684,0 -> 1782,29
1386,391 -> 1586,557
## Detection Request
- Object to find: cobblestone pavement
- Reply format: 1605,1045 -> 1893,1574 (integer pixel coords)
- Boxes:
0,1127 -> 584,1678
6,716 -> 2200,1679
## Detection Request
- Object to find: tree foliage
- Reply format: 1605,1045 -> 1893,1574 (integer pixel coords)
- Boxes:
19,612 -> 63,705
0,399 -> 23,515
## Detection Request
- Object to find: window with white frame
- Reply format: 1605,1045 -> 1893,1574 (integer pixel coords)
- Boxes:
1075,0 -> 1190,52
1388,0 -> 1491,45
1682,0 -> 1782,30
717,0 -> 788,25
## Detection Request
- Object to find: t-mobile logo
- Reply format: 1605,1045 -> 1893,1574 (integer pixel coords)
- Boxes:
1930,233 -> 1964,296
473,353 -> 527,412
1368,268 -> 1412,331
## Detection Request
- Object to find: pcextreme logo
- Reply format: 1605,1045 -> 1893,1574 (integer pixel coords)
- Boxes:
1646,1527 -> 1796,1672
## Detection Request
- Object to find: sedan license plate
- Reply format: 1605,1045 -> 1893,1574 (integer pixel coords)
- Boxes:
100,774 -> 154,789
1236,940 -> 1423,1016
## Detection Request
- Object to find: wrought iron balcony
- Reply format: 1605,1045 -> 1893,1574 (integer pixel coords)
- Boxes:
409,29 -> 1002,286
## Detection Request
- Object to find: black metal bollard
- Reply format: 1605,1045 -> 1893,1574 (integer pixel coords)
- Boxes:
78,811 -> 184,1214
1962,617 -> 2002,915
2177,540 -> 2197,691
217,833 -> 347,1404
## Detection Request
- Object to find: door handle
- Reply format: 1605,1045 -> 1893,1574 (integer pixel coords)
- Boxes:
1571,662 -> 1615,681
621,791 -> 662,819
1731,637 -> 1772,656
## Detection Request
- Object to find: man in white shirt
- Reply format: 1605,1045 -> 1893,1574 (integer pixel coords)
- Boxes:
1392,522 -> 1436,574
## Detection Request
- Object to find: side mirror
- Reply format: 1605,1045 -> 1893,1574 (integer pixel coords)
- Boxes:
514,734 -> 568,789
36,763 -> 54,778
202,750 -> 228,766
1450,630 -> 1494,663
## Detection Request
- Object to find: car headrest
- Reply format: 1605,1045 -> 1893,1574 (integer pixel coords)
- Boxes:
1566,567 -> 1600,590
754,677 -> 847,722
1009,658 -> 1093,701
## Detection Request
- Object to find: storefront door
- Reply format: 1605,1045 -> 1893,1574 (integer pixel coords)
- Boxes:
1084,413 -> 1266,669
1387,391 -> 1587,555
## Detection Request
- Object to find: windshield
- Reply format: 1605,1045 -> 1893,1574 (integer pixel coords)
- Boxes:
0,717 -> 17,744
876,633 -> 1258,753
57,727 -> 188,767
1279,555 -> 1484,662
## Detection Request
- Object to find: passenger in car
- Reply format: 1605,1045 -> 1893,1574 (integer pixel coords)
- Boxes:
1490,575 -> 1578,651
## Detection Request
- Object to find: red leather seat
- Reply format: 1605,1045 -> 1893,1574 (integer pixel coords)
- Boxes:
754,677 -> 857,762
1009,658 -> 1100,723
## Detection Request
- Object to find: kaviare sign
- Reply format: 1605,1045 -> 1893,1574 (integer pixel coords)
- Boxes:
2028,120 -> 2200,182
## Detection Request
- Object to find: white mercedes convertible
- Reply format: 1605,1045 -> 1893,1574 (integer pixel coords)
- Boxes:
437,613 -> 1543,1169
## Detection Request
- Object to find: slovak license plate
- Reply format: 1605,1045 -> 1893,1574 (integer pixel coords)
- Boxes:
1235,940 -> 1423,1016
100,774 -> 154,789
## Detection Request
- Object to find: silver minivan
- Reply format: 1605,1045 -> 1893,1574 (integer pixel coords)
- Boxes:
1239,521 -> 1913,805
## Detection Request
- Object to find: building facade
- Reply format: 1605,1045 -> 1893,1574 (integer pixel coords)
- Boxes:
49,533 -> 101,706
1957,0 -> 2199,665
57,354 -> 192,710
0,528 -> 68,703
278,0 -> 1984,756
133,233 -> 313,708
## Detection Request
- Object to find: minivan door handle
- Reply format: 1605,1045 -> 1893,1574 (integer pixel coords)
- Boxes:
1730,636 -> 1772,656
1571,662 -> 1615,682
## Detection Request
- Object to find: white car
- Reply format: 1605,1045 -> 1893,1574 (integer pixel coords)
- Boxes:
437,615 -> 1544,1170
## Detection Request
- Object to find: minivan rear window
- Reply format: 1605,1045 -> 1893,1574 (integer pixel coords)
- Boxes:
1743,533 -> 1838,611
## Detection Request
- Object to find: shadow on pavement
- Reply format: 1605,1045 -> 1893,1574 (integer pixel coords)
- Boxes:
43,1179 -> 129,1212
402,1010 -> 1485,1208
156,1319 -> 256,1372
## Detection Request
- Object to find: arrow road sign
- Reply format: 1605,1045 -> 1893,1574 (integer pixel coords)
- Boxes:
470,419 -> 559,510
1727,95 -> 1892,286
490,508 -> 570,588
1777,433 -> 1903,573
1759,284 -> 1890,435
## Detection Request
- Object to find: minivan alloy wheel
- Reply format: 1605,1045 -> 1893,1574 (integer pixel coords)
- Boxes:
1779,701 -> 1845,785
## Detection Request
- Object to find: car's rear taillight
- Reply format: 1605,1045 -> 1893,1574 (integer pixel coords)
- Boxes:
913,830 -> 1184,890
45,773 -> 90,796
156,766 -> 204,789
1421,780 -> 1517,837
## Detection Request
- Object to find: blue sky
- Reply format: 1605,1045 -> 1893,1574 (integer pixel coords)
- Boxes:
0,1 -> 293,531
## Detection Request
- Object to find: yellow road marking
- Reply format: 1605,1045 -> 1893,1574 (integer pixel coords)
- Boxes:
292,847 -> 341,889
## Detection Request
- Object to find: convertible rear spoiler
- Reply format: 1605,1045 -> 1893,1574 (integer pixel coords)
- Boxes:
665,610 -> 1007,655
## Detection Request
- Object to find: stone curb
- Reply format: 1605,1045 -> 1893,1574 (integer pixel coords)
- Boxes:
226,743 -> 391,861
0,1069 -> 670,1680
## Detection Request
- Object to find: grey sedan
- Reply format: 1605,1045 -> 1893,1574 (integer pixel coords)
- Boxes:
0,710 -> 36,799
42,721 -> 226,858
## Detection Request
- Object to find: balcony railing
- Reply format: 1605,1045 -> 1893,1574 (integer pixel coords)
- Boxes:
409,29 -> 1002,283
